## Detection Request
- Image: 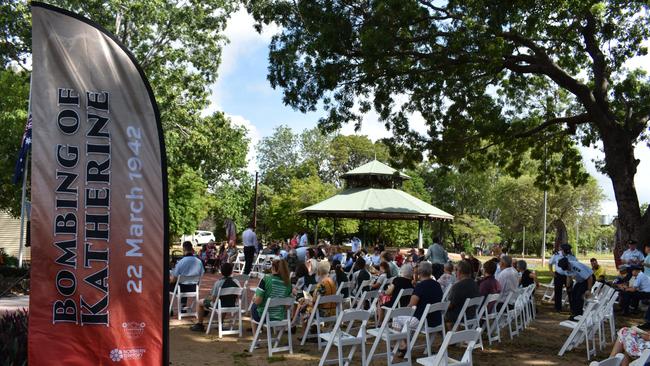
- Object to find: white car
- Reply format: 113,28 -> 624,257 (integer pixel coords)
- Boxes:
181,230 -> 216,246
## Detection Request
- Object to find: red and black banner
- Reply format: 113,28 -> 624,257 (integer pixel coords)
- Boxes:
29,3 -> 168,364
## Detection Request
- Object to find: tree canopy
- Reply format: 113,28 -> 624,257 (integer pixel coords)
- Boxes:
0,0 -> 251,240
247,0 -> 650,253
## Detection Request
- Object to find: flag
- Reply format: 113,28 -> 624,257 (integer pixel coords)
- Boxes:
12,114 -> 32,184
30,2 -> 168,365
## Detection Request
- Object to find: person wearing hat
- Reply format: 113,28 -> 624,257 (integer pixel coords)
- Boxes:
621,239 -> 645,267
558,257 -> 593,321
618,265 -> 650,322
548,244 -> 577,312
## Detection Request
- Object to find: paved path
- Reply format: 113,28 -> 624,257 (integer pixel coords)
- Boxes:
0,295 -> 29,313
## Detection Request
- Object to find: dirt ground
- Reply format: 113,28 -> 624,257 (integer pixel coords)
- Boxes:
170,274 -> 638,366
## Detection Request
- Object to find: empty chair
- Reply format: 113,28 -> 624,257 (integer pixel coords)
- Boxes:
416,328 -> 482,366
301,294 -> 344,348
589,353 -> 624,366
318,309 -> 372,366
366,306 -> 415,366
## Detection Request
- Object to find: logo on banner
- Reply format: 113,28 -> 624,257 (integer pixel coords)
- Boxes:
122,321 -> 146,338
109,348 -> 146,362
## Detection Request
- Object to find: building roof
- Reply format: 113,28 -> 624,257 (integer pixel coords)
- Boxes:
299,187 -> 453,221
341,160 -> 411,180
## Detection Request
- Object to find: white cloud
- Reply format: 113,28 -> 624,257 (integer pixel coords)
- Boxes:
219,9 -> 278,77
227,114 -> 261,174
580,142 -> 650,215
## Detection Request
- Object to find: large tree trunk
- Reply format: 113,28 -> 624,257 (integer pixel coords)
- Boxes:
601,127 -> 647,266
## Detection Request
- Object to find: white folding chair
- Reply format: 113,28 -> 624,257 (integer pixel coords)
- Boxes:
232,274 -> 250,309
602,291 -> 619,344
441,286 -> 452,302
301,294 -> 345,348
351,279 -> 373,307
485,292 -> 512,344
408,301 -> 449,358
249,297 -> 294,357
416,328 -> 482,366
233,253 -> 245,273
382,288 -> 414,313
450,296 -> 485,333
205,287 -> 244,338
318,309 -> 371,366
337,281 -> 355,308
630,349 -> 650,366
169,275 -> 202,320
366,306 -> 415,366
558,301 -> 598,359
589,353 -> 624,366
541,279 -> 555,303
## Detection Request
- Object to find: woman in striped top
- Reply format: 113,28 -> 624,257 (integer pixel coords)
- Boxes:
251,259 -> 292,329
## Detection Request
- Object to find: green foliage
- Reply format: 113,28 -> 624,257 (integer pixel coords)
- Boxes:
247,0 -> 650,245
450,214 -> 502,248
0,1 -> 252,237
0,69 -> 29,217
168,166 -> 212,239
0,309 -> 28,366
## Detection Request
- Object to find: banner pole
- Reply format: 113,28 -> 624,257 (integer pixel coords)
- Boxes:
18,154 -> 29,269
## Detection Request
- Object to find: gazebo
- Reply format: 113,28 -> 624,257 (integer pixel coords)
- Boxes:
299,160 -> 453,248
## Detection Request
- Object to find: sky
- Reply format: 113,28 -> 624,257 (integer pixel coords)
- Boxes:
208,9 -> 650,216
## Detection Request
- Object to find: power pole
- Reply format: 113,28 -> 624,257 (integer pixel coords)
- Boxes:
252,172 -> 258,230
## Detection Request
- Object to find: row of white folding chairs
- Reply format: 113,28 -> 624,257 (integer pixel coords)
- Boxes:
558,286 -> 618,360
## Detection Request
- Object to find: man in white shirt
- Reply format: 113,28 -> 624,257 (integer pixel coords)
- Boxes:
496,255 -> 519,299
299,231 -> 308,247
621,240 -> 645,266
242,223 -> 258,275
558,257 -> 593,321
170,241 -> 205,311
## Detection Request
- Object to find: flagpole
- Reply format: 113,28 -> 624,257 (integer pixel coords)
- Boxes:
18,76 -> 32,269
18,154 -> 29,268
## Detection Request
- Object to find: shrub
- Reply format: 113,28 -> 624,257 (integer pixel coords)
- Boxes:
0,309 -> 28,366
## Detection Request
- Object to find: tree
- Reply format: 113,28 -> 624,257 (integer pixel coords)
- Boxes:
257,125 -> 303,191
1,1 -> 250,238
0,69 -> 29,217
450,214 -> 502,251
247,1 -> 650,254
329,135 -> 389,186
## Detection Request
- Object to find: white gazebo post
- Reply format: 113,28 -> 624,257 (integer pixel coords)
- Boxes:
418,217 -> 424,249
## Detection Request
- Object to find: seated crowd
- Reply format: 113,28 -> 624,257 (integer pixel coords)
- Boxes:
171,237 -> 541,360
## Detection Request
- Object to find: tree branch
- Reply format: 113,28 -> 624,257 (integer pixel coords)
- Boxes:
581,13 -> 610,107
513,113 -> 591,138
501,32 -> 593,112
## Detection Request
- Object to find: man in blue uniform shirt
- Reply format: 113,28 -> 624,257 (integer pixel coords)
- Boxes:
619,265 -> 650,330
548,244 -> 577,312
558,257 -> 593,321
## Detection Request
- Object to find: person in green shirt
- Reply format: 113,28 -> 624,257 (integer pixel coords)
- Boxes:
251,259 -> 292,333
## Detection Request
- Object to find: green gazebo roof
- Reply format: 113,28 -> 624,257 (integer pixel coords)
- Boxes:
299,187 -> 453,221
341,160 -> 411,180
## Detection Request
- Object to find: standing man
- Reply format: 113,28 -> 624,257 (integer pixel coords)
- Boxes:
558,257 -> 594,321
242,223 -> 258,275
426,237 -> 449,279
548,244 -> 576,312
299,231 -> 309,247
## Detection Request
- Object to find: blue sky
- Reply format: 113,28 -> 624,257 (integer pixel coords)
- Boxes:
208,9 -> 650,216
